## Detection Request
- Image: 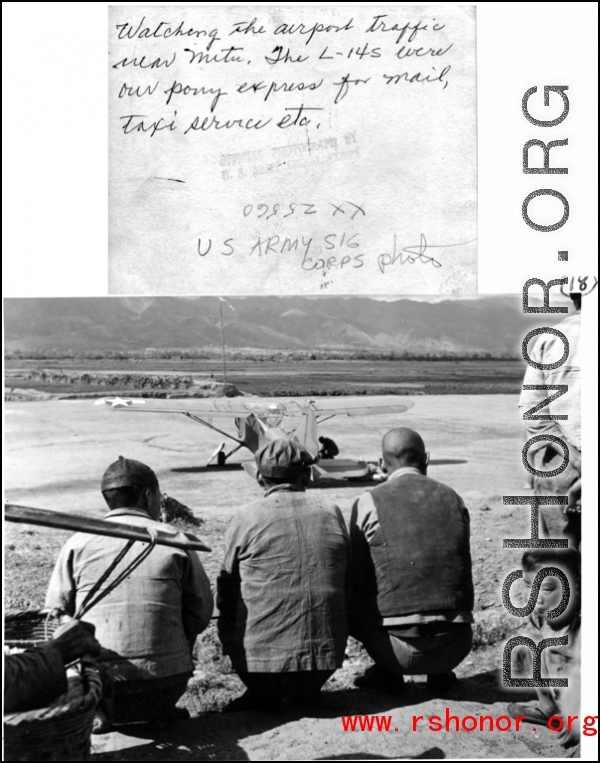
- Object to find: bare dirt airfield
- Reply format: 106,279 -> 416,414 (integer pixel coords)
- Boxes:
4,395 -> 571,759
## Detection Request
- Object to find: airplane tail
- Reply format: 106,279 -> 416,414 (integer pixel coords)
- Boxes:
293,407 -> 319,458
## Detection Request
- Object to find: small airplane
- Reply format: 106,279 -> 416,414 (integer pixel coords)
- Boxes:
95,395 -> 414,482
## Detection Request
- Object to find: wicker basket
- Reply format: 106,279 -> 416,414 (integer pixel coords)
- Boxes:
4,608 -> 67,648
4,610 -> 103,762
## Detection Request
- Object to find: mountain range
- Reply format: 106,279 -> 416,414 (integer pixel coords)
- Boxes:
3,296 -> 566,356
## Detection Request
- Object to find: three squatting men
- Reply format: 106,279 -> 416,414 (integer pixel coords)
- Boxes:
27,428 -> 474,727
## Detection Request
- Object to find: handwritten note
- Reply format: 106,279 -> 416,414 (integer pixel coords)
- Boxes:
109,5 -> 477,295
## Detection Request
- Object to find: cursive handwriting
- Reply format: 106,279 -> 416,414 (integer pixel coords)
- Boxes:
273,18 -> 355,46
377,234 -> 443,273
112,12 -> 460,136
116,17 -> 221,47
383,65 -> 451,88
365,16 -> 446,43
163,80 -> 227,111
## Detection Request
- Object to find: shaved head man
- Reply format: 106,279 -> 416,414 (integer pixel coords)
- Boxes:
349,428 -> 474,695
381,428 -> 428,472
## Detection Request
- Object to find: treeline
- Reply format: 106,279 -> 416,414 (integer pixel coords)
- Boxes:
20,370 -> 198,389
5,348 -> 520,362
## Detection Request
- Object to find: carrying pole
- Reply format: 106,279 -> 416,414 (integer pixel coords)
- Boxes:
5,504 -> 211,552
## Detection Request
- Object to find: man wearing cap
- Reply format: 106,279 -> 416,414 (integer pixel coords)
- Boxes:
217,438 -> 350,712
349,428 -> 474,694
45,457 -> 213,730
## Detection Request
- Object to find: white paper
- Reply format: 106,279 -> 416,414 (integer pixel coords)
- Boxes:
108,5 -> 477,295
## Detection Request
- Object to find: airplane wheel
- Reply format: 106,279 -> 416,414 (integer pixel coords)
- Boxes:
217,451 -> 226,467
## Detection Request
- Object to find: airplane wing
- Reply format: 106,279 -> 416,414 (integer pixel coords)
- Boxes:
95,395 -> 413,418
95,395 -> 414,419
304,396 -> 414,417
94,397 -> 291,419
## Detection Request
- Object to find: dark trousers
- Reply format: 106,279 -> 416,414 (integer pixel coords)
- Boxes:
355,623 -> 473,677
237,670 -> 334,704
98,671 -> 191,725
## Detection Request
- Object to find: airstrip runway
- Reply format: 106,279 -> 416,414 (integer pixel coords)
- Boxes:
4,395 -> 526,516
4,394 -> 572,759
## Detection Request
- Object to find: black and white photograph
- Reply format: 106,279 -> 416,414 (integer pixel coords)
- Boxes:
2,2 -> 597,761
3,293 -> 585,759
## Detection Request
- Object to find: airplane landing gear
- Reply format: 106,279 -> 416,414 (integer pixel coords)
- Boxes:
207,442 -> 244,467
